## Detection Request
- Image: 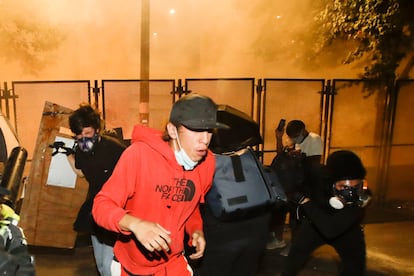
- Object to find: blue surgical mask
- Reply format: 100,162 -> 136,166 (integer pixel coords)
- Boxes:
174,132 -> 198,171
77,133 -> 99,153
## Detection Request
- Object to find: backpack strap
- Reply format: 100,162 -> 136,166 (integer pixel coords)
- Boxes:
230,154 -> 245,182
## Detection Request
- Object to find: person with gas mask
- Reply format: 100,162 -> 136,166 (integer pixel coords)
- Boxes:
282,150 -> 372,276
67,103 -> 126,276
92,94 -> 228,276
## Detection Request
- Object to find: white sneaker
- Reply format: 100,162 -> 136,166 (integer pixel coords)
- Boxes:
266,233 -> 287,250
279,243 -> 291,256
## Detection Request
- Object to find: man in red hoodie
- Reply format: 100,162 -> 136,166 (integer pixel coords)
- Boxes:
93,94 -> 228,276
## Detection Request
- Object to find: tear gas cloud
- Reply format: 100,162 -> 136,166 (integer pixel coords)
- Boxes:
0,0 -> 360,82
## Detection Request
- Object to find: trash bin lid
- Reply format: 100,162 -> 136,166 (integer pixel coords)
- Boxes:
209,104 -> 262,153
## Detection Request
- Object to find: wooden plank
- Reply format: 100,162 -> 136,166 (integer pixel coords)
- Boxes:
20,101 -> 88,249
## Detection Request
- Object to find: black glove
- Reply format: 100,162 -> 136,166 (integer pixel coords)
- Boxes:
358,188 -> 372,208
61,147 -> 75,156
289,192 -> 307,205
49,141 -> 75,156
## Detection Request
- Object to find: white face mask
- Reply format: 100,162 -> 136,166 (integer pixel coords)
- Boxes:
174,130 -> 198,171
291,133 -> 306,145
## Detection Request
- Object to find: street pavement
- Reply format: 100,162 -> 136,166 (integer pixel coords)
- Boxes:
257,202 -> 414,276
33,202 -> 414,276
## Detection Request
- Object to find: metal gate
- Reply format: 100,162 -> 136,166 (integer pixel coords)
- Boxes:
0,77 -> 413,204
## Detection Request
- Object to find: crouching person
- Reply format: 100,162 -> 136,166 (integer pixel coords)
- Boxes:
282,150 -> 372,276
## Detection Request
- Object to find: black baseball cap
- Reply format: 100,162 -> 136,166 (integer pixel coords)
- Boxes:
170,94 -> 229,130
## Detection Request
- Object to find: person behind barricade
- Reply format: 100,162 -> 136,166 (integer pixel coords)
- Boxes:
285,119 -> 323,165
0,187 -> 35,275
66,103 -> 126,276
267,119 -> 323,255
92,94 -> 228,276
282,150 -> 372,276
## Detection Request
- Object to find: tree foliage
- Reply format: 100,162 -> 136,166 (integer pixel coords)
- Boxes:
315,0 -> 414,84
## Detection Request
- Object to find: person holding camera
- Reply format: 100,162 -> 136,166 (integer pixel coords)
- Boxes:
267,120 -> 323,253
282,150 -> 372,276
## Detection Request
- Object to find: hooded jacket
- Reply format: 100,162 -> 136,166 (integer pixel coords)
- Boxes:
92,124 -> 215,274
300,164 -> 366,240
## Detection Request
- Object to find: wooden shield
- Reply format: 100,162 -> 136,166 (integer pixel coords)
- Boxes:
19,101 -> 88,249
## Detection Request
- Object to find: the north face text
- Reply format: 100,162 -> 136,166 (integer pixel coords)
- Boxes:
156,178 -> 195,202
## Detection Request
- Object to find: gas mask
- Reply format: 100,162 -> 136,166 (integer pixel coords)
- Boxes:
329,180 -> 371,209
174,130 -> 198,171
76,133 -> 99,153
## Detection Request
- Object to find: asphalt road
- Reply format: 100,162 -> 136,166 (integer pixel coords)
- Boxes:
32,202 -> 414,276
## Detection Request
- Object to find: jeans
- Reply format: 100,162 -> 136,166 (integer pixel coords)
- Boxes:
91,234 -> 114,276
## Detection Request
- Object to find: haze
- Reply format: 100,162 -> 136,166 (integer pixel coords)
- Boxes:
0,0 -> 370,82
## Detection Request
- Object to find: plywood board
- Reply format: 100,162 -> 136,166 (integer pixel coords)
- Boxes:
20,101 -> 88,249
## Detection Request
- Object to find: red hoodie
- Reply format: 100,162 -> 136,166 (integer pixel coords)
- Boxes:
92,125 -> 215,275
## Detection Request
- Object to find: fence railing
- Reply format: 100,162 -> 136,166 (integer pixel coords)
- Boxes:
1,77 -> 413,204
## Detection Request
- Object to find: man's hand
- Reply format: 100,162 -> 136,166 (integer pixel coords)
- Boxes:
288,149 -> 303,159
275,128 -> 284,139
275,128 -> 285,154
188,230 -> 205,260
119,214 -> 171,252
